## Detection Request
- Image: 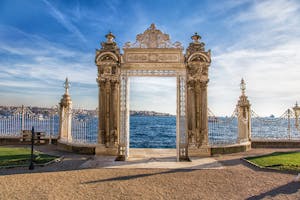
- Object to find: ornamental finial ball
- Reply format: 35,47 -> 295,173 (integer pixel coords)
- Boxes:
240,78 -> 246,94
191,32 -> 201,43
105,32 -> 115,43
293,101 -> 300,116
150,23 -> 156,30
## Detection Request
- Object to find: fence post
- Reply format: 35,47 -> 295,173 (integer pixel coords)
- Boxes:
237,79 -> 251,144
58,78 -> 72,143
49,112 -> 53,144
293,102 -> 300,130
49,108 -> 54,144
21,105 -> 25,132
288,109 -> 291,140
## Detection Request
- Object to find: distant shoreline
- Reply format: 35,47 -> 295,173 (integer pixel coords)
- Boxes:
0,106 -> 175,117
130,110 -> 175,117
0,106 -> 276,117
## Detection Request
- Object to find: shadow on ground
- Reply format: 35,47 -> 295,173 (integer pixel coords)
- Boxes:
1,145 -> 300,178
0,144 -> 93,176
82,168 -> 195,184
246,181 -> 300,200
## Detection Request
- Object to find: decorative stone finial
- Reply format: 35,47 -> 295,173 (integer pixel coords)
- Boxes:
99,31 -> 120,53
240,78 -> 246,95
294,101 -> 300,114
191,32 -> 201,44
237,78 -> 250,107
64,77 -> 70,95
105,32 -> 115,43
149,23 -> 156,30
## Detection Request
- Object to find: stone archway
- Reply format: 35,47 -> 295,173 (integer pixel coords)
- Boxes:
95,24 -> 211,161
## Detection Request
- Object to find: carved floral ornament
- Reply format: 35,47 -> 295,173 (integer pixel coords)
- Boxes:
126,53 -> 180,63
187,52 -> 211,63
123,23 -> 183,49
97,74 -> 120,86
95,52 -> 120,66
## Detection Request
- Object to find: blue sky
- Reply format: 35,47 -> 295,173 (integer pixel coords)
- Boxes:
0,0 -> 299,116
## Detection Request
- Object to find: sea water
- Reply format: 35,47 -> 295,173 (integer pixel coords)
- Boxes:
1,115 -> 300,147
130,116 -> 176,148
129,116 -> 300,148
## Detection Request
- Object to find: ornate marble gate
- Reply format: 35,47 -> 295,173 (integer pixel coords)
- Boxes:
95,24 -> 211,161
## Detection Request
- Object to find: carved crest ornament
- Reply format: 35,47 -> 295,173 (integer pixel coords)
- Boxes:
95,24 -> 212,161
124,23 -> 183,49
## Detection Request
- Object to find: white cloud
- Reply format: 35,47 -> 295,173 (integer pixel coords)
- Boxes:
209,0 -> 300,116
130,77 -> 176,115
0,24 -> 97,108
234,0 -> 299,24
42,0 -> 87,43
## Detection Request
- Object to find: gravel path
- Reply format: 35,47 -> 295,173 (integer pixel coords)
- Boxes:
0,146 -> 299,200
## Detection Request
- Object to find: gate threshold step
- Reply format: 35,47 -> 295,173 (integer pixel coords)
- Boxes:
129,148 -> 176,158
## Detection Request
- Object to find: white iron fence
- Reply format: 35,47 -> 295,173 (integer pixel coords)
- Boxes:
0,106 -> 59,138
208,107 -> 300,146
208,107 -> 239,146
1,106 -> 300,146
71,112 -> 98,144
251,109 -> 300,140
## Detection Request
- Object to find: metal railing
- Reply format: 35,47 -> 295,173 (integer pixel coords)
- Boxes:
71,112 -> 98,144
251,109 -> 300,140
1,105 -> 300,146
208,107 -> 239,146
0,106 -> 59,138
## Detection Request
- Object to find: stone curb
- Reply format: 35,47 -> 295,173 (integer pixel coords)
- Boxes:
241,157 -> 299,175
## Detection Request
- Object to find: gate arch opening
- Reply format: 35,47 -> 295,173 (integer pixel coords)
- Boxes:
95,24 -> 211,161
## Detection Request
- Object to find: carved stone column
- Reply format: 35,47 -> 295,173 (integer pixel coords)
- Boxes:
237,79 -> 251,145
58,78 -> 72,143
185,33 -> 211,156
200,80 -> 209,146
95,32 -> 121,156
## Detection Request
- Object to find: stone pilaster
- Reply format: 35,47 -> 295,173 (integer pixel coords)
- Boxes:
95,32 -> 121,155
293,102 -> 300,129
185,33 -> 211,156
58,78 -> 72,143
237,79 -> 251,144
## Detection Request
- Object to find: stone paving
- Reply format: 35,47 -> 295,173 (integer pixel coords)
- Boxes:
80,148 -> 223,169
1,146 -> 300,199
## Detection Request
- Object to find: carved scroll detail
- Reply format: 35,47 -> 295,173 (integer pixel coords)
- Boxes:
123,24 -> 183,49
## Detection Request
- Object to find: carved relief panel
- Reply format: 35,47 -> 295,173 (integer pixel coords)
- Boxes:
125,52 -> 180,63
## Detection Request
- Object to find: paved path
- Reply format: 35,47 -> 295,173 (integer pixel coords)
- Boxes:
81,148 -> 223,169
0,145 -> 300,199
80,156 -> 223,169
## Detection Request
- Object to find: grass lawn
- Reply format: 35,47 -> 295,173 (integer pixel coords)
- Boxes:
0,146 -> 59,167
246,151 -> 300,172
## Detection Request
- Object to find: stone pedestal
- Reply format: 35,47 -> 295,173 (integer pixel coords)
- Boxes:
95,144 -> 118,156
188,146 -> 211,157
58,78 -> 72,143
237,79 -> 251,145
211,141 -> 251,155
